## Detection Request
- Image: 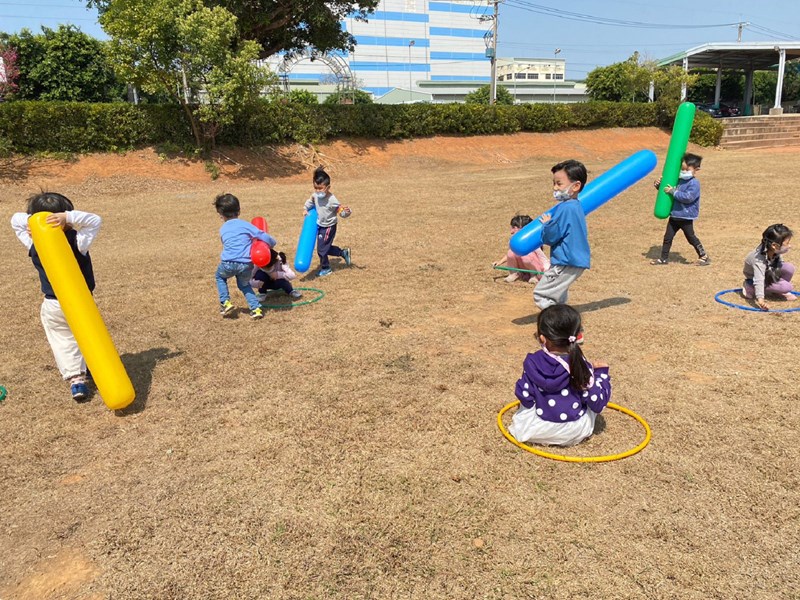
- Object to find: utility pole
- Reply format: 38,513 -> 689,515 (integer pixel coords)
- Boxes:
408,40 -> 415,102
488,0 -> 499,104
552,48 -> 561,103
736,21 -> 750,42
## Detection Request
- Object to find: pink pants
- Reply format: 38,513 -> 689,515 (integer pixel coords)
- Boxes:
766,262 -> 795,295
507,249 -> 549,281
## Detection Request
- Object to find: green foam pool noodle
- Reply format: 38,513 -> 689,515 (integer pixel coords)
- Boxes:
654,102 -> 696,219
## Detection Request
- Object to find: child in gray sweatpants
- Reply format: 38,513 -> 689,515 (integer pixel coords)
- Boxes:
534,160 -> 592,310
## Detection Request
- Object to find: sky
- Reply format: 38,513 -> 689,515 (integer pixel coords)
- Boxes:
1,0 -> 799,80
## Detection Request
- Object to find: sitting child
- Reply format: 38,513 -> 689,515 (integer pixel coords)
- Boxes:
508,304 -> 610,447
493,215 -> 550,283
742,223 -> 795,311
252,250 -> 302,301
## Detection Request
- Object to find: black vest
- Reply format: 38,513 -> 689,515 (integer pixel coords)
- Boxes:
30,229 -> 95,300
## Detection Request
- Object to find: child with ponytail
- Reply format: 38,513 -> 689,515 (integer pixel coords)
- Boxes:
742,223 -> 795,311
508,304 -> 611,447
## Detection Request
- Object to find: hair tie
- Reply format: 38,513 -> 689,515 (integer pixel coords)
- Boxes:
568,335 -> 577,343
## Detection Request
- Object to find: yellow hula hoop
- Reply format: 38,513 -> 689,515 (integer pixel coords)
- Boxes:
497,400 -> 651,463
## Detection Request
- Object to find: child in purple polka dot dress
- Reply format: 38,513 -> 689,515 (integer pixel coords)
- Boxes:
508,304 -> 611,447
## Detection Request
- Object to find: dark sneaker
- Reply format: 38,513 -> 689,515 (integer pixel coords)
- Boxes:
696,255 -> 711,266
250,307 -> 264,320
318,267 -> 333,277
220,300 -> 235,316
289,290 -> 303,299
71,382 -> 89,402
342,247 -> 352,266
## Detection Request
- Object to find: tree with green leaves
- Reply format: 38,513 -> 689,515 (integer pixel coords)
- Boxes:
586,52 -> 654,103
323,88 -> 373,104
0,25 -> 122,101
464,84 -> 514,105
0,45 -> 20,98
89,0 -> 379,59
99,0 -> 273,147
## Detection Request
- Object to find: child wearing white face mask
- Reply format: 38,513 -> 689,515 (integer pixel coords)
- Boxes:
303,166 -> 351,277
533,159 -> 591,310
650,152 -> 710,266
742,223 -> 795,310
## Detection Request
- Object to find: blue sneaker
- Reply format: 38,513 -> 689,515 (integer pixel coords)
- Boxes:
342,247 -> 352,266
71,382 -> 89,402
318,267 -> 333,277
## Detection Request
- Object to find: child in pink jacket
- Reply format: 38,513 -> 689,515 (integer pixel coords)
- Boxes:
493,215 -> 550,283
251,250 -> 302,300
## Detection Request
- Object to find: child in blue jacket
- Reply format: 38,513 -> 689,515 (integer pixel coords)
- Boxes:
534,160 -> 591,310
650,153 -> 710,266
214,193 -> 276,320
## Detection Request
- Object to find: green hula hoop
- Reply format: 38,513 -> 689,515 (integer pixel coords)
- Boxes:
493,265 -> 545,275
259,287 -> 325,309
0,386 -> 6,402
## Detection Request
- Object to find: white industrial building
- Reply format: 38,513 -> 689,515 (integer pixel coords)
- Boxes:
264,0 -> 588,103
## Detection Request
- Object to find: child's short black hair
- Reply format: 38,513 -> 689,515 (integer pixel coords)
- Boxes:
510,215 -> 533,229
683,153 -> 702,168
26,192 -> 74,215
214,193 -> 240,219
551,160 -> 587,191
313,166 -> 331,187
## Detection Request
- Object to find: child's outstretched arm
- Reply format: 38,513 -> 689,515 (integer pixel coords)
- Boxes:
492,254 -> 508,267
255,229 -> 277,247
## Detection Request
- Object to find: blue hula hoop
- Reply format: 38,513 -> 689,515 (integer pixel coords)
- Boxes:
714,289 -> 800,313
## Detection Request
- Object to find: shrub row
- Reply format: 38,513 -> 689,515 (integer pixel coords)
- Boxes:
0,99 -> 722,153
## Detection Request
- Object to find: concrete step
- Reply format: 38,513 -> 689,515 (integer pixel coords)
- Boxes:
721,131 -> 800,142
720,137 -> 800,150
721,123 -> 800,131
719,115 -> 800,124
722,127 -> 800,138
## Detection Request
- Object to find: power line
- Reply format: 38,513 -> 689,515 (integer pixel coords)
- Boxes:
0,13 -> 95,21
0,2 -> 85,7
747,23 -> 797,41
500,40 -> 690,48
505,0 -> 742,30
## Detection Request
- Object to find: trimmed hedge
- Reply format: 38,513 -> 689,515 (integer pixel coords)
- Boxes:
0,99 -> 721,153
0,101 -> 192,152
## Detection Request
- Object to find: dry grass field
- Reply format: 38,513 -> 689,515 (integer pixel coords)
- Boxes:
1,128 -> 799,600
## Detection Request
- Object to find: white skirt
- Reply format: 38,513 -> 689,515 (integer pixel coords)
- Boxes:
508,404 -> 597,447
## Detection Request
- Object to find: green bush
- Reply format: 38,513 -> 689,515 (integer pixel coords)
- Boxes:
0,99 -> 722,154
0,101 -> 191,152
689,111 -> 724,147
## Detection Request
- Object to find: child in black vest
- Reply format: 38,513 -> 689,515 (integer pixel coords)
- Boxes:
11,192 -> 102,402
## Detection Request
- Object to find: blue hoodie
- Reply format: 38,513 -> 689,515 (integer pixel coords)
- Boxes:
541,198 -> 591,269
219,219 -> 276,263
669,177 -> 701,220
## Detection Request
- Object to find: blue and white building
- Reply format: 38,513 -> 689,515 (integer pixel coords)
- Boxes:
263,0 -> 589,103
268,0 -> 494,99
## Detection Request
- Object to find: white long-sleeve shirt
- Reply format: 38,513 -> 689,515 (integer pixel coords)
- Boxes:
11,210 -> 102,255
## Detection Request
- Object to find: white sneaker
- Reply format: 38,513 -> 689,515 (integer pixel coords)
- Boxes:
504,272 -> 519,283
